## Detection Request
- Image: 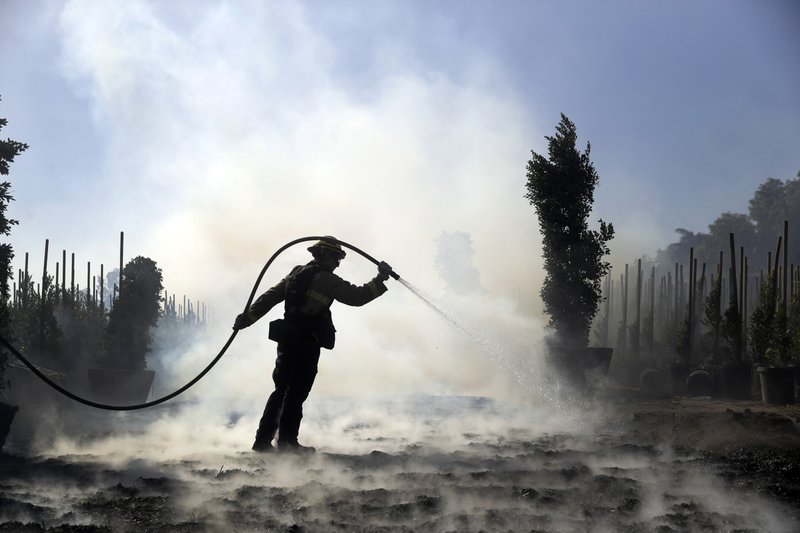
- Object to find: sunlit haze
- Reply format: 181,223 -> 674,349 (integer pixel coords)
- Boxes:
1,0 -> 798,401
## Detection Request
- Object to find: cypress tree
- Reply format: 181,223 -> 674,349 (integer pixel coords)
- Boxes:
525,114 -> 614,350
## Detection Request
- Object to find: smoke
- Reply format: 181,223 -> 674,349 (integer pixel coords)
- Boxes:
6,1 -> 664,421
24,401 -> 796,532
4,5 -> 799,530
8,0 -> 653,463
2,3 -> 678,470
49,0 -> 559,419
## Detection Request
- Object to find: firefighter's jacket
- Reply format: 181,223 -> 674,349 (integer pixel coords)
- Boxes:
243,260 -> 387,327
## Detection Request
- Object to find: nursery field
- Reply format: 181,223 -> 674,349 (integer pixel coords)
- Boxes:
1,390 -> 799,532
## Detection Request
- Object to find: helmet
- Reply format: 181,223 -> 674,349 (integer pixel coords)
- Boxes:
308,236 -> 346,259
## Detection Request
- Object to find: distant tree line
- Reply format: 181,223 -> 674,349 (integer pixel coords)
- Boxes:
593,171 -> 800,370
8,251 -> 207,377
656,173 -> 800,275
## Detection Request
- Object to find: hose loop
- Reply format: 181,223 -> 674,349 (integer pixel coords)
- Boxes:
0,236 -> 390,411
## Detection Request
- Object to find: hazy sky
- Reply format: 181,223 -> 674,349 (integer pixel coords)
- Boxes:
1,0 -> 798,318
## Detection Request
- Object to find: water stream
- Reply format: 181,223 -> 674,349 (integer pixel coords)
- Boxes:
397,278 -> 538,390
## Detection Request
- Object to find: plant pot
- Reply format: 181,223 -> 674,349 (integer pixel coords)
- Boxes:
719,361 -> 752,400
790,361 -> 800,402
751,362 -> 764,397
579,347 -> 614,391
629,359 -> 654,388
585,347 -> 614,376
686,369 -> 713,397
0,401 -> 19,451
552,346 -> 614,392
609,359 -> 638,387
756,366 -> 796,405
639,367 -> 666,397
669,362 -> 691,396
86,368 -> 155,405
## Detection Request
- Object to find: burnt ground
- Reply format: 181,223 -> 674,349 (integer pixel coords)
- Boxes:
1,391 -> 799,532
601,388 -> 800,523
601,388 -> 800,451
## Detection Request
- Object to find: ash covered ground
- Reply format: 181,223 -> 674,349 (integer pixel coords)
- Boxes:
2,392 -> 799,532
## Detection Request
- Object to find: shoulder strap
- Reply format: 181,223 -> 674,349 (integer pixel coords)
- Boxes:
284,263 -> 320,316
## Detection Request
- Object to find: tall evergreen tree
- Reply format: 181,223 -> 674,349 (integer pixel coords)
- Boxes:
0,97 -> 29,388
525,114 -> 614,349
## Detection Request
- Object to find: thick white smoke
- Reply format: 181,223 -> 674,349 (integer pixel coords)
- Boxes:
53,0 -> 557,425
9,6 -> 797,532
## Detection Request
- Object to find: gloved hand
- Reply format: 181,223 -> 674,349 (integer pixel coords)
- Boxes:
233,312 -> 253,331
376,261 -> 394,282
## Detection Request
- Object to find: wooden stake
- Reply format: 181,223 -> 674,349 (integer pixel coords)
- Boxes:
728,233 -> 740,362
87,261 -> 91,305
667,271 -> 672,326
71,253 -> 75,299
622,264 -> 629,359
743,257 -> 749,337
62,250 -> 66,294
718,250 -> 724,315
40,239 -> 49,342
739,245 -> 744,316
604,273 -> 612,347
780,221 -> 789,361
687,248 -> 694,363
117,231 -> 124,359
24,252 -> 28,303
119,231 -> 124,303
635,259 -> 642,359
649,266 -> 655,359
674,262 -> 679,339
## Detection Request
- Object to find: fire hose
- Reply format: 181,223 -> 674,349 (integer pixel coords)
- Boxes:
0,236 -> 399,411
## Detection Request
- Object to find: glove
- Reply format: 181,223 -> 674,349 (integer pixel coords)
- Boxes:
376,261 -> 393,282
233,312 -> 253,331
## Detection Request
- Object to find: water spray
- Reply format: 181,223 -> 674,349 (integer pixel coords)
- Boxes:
0,236 -> 398,411
397,279 -> 538,389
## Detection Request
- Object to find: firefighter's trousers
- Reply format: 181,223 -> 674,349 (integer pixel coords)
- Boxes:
254,334 -> 320,446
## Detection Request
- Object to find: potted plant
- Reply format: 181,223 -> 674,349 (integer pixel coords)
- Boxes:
757,349 -> 794,404
699,268 -> 723,393
750,243 -> 795,404
755,313 -> 795,405
525,114 -> 615,389
717,314 -> 753,399
789,276 -> 800,400
87,257 -> 162,405
686,272 -> 721,397
669,247 -> 701,396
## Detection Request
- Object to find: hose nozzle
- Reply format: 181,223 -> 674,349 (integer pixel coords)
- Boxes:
377,260 -> 399,281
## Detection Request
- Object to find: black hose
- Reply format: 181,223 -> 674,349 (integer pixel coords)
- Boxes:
0,236 -> 396,411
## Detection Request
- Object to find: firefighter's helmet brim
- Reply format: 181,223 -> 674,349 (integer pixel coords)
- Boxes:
307,237 -> 346,259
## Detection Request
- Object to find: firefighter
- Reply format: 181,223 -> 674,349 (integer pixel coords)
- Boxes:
233,237 -> 393,453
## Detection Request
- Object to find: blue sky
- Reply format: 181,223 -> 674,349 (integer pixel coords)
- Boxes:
1,0 -> 798,313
